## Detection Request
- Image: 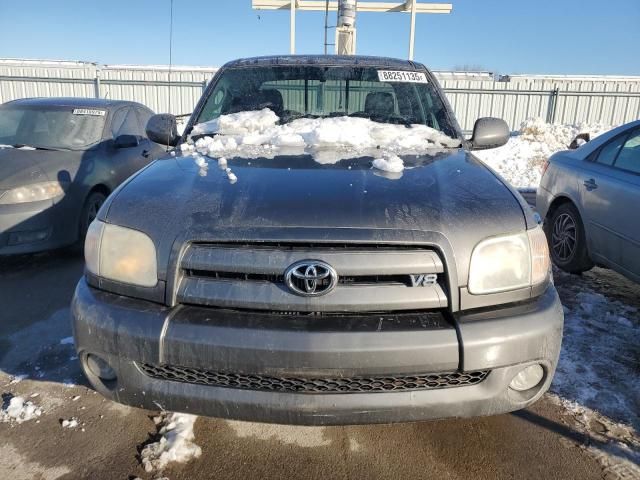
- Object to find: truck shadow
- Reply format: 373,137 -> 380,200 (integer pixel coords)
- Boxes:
0,250 -> 86,387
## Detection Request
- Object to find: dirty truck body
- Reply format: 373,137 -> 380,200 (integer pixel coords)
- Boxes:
72,56 -> 563,425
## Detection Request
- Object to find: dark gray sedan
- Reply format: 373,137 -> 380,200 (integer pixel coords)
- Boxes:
537,120 -> 640,283
0,97 -> 165,255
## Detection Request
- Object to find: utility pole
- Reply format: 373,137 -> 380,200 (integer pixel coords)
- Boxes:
408,0 -> 417,60
336,0 -> 357,55
290,0 -> 296,54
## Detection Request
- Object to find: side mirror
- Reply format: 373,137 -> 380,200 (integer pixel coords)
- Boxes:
569,133 -> 590,150
470,117 -> 510,150
146,114 -> 179,147
114,134 -> 139,149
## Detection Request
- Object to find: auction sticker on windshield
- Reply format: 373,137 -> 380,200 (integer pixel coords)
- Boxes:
377,70 -> 428,83
72,108 -> 106,116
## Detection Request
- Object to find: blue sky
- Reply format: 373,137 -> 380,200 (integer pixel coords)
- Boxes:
1,0 -> 639,75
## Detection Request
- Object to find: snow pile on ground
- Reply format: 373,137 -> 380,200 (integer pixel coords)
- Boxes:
552,269 -> 640,473
474,118 -> 613,188
0,396 -> 42,424
186,108 -> 460,167
140,412 -> 202,473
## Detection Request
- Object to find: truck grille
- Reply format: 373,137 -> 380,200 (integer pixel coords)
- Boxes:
138,363 -> 489,394
175,242 -> 448,312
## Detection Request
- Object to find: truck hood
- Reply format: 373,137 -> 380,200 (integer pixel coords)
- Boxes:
103,149 -> 530,284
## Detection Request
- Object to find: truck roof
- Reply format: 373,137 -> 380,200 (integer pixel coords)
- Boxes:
222,55 -> 428,71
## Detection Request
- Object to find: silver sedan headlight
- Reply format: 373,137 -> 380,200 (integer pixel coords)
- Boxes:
0,181 -> 66,205
85,220 -> 158,287
468,226 -> 550,294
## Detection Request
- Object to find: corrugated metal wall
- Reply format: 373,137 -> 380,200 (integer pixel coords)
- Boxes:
0,59 -> 216,116
438,75 -> 640,131
2,59 -> 639,131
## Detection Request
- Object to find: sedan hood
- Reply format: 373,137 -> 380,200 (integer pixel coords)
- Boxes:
104,150 -> 529,284
0,148 -> 84,190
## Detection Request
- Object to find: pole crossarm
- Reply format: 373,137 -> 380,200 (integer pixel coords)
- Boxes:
252,0 -> 452,58
252,1 -> 452,14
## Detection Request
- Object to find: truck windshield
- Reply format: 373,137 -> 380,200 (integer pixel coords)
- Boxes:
195,65 -> 458,138
0,105 -> 106,151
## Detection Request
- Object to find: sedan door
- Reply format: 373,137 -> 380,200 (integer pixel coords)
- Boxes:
579,128 -> 640,280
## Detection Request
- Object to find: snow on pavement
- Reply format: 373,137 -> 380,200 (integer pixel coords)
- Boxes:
140,412 -> 202,473
0,396 -> 42,424
552,269 -> 640,475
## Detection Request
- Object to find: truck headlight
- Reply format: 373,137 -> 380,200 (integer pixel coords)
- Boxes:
85,220 -> 158,287
0,181 -> 66,204
468,226 -> 550,294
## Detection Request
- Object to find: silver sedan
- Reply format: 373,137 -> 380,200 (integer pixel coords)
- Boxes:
537,120 -> 640,283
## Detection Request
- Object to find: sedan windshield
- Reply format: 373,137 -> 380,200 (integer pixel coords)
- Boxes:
0,105 -> 106,150
195,65 -> 459,139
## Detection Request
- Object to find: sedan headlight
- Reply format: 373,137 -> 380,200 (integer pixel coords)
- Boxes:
0,181 -> 66,205
85,220 -> 158,287
468,226 -> 550,294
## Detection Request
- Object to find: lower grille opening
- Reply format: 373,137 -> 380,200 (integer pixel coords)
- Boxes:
138,363 -> 489,394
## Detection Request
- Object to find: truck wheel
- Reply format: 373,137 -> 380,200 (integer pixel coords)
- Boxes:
545,202 -> 593,273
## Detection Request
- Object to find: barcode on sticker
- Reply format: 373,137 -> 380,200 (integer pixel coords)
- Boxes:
72,109 -> 106,116
377,70 -> 428,83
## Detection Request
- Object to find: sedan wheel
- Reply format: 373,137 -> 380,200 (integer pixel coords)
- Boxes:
86,196 -> 103,226
545,202 -> 593,274
551,212 -> 577,262
79,191 -> 107,239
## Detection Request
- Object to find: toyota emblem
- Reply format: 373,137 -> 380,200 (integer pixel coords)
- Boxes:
284,260 -> 338,297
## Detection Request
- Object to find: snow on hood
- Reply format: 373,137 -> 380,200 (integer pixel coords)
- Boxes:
185,108 -> 461,173
0,144 -> 36,150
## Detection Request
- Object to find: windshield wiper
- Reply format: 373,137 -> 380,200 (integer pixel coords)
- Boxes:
279,113 -> 320,124
10,144 -> 69,151
347,113 -> 414,128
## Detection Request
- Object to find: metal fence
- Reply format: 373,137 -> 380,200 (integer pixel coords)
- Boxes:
0,60 -> 217,118
1,59 -> 639,132
439,76 -> 640,132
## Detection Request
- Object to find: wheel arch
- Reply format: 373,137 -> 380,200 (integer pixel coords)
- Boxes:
545,195 -> 575,223
76,184 -> 111,238
87,184 -> 111,199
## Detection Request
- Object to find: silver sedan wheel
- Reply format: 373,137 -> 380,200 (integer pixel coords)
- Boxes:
552,212 -> 577,262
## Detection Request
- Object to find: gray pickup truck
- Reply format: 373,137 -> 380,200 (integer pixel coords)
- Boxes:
71,55 -> 563,425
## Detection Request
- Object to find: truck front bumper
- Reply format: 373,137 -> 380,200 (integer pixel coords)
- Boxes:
71,279 -> 563,425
